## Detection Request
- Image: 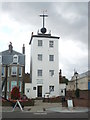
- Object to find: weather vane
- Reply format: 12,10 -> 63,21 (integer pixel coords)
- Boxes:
40,10 -> 48,34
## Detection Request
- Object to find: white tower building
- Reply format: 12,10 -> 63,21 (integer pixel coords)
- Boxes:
25,12 -> 60,98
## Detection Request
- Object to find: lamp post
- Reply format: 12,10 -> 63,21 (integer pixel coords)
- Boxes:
74,71 -> 78,90
74,71 -> 80,98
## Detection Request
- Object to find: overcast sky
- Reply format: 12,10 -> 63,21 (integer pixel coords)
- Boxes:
0,2 -> 88,79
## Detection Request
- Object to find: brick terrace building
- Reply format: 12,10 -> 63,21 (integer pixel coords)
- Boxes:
0,42 -> 25,99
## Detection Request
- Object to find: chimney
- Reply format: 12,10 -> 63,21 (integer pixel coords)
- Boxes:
9,42 -> 13,53
32,32 -> 33,36
22,44 -> 25,54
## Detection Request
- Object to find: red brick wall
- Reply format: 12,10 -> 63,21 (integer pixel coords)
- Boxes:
65,90 -> 89,107
66,90 -> 88,99
79,90 -> 88,99
73,99 -> 88,107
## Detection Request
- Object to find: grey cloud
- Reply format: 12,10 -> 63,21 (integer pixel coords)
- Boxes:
1,2 -> 88,79
2,2 -> 88,47
49,3 -> 88,45
2,2 -> 53,28
60,52 -> 88,79
2,2 -> 88,45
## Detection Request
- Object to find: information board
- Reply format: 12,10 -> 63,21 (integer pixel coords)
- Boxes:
67,99 -> 73,108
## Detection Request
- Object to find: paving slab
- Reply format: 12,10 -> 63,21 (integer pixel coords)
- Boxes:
46,107 -> 88,113
2,100 -> 88,113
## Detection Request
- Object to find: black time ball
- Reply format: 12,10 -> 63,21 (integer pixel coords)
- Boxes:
41,27 -> 47,34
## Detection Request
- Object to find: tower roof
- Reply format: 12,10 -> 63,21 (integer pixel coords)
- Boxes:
29,32 -> 60,45
29,12 -> 60,45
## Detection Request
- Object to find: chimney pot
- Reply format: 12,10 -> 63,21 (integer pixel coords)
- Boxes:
22,44 -> 25,54
9,42 -> 13,53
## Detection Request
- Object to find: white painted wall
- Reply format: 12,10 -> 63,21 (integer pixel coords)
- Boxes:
25,83 -> 32,98
26,36 -> 59,98
59,84 -> 66,96
66,76 -> 88,91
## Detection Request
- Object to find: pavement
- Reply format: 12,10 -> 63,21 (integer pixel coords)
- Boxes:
1,100 -> 89,113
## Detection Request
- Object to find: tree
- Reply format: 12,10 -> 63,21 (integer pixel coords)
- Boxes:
62,76 -> 69,85
11,86 -> 20,100
59,69 -> 69,85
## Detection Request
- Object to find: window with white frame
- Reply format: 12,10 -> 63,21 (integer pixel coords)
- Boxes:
38,54 -> 42,61
1,81 -> 4,91
2,86 -> 4,92
7,81 -> 9,92
49,86 -> 54,92
2,67 -> 5,77
11,81 -> 17,91
7,95 -> 9,99
11,66 -> 17,75
13,55 -> 18,63
19,67 -> 22,77
19,81 -> 22,92
37,69 -> 42,77
49,55 -> 54,61
8,67 -> 10,77
49,41 -> 54,47
38,40 -> 43,46
49,70 -> 54,77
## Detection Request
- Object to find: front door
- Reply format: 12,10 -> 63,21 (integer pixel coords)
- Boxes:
37,86 -> 42,97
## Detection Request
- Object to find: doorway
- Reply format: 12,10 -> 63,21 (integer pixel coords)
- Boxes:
37,86 -> 42,97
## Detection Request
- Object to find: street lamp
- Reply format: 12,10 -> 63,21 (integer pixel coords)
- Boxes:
74,71 -> 78,90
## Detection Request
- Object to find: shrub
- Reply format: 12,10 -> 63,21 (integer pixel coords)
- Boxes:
11,86 -> 20,100
43,96 -> 61,103
2,99 -> 34,106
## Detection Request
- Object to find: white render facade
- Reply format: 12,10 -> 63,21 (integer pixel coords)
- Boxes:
66,71 -> 89,91
25,33 -> 60,98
